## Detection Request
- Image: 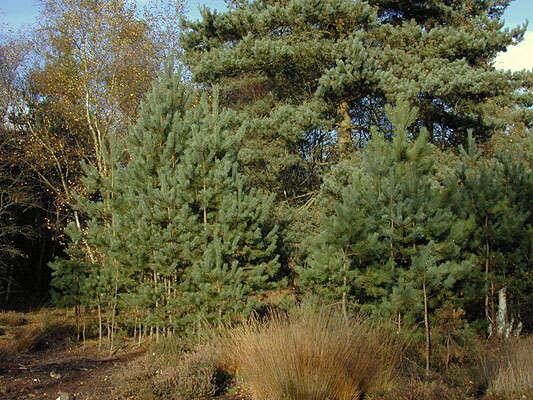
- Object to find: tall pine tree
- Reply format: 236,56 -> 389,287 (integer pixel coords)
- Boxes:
181,0 -> 530,199
178,90 -> 281,328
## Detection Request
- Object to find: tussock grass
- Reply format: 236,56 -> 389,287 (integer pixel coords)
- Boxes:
13,322 -> 75,353
0,310 -> 27,326
488,336 -> 533,398
217,306 -> 406,400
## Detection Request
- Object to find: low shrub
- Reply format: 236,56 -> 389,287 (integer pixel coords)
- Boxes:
150,333 -> 193,356
218,306 -> 406,400
113,342 -> 227,400
154,345 -> 229,399
377,377 -> 475,400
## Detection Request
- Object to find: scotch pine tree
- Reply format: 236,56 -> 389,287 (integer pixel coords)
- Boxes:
178,90 -> 281,328
110,66 -> 199,338
52,66 -> 281,338
182,0 -> 530,200
446,132 -> 532,331
297,100 -> 474,371
50,134 -> 128,350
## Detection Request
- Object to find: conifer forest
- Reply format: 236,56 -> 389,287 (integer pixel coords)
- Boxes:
0,1 -> 532,399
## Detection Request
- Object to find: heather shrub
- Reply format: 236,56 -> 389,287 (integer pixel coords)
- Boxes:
378,377 -> 475,400
113,343 -> 227,400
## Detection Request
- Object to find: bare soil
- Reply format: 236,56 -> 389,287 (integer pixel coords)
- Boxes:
0,340 -> 145,400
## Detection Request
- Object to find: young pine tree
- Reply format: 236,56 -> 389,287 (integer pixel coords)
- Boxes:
50,134 -> 128,351
109,69 -> 280,335
52,67 -> 282,340
446,132 -> 532,331
298,100 -> 474,372
111,66 -> 199,338
178,90 -> 281,329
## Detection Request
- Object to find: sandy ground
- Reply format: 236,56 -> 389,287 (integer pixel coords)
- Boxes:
0,340 -> 144,400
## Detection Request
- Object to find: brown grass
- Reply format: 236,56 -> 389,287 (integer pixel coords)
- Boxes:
0,310 -> 27,326
487,336 -> 533,398
217,306 -> 406,400
378,377 -> 475,400
0,309 -> 75,355
13,321 -> 75,353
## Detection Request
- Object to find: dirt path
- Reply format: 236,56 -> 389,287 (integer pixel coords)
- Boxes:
0,343 -> 144,400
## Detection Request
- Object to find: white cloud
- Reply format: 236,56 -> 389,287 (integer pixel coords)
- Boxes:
495,31 -> 533,71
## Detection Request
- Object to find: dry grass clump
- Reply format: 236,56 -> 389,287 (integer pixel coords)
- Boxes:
0,310 -> 27,326
217,306 -> 406,400
113,343 -> 227,400
13,321 -> 75,353
487,336 -> 533,398
0,309 -> 76,354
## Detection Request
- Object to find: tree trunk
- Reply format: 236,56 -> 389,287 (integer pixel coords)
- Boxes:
106,315 -> 111,346
109,306 -> 115,355
82,319 -> 86,347
484,216 -> 491,325
75,305 -> 80,341
446,337 -> 450,369
154,271 -> 159,343
491,280 -> 495,327
397,312 -> 401,333
109,263 -> 119,355
97,303 -> 103,350
423,279 -> 431,375
496,287 -> 508,338
5,263 -> 13,304
342,249 -> 348,320
337,100 -> 352,158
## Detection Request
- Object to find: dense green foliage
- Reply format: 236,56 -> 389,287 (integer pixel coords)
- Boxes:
297,101 -> 474,327
0,0 -> 529,371
181,0 -> 531,199
51,68 -> 282,347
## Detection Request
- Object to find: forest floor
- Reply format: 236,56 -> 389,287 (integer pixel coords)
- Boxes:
1,309 -> 531,400
0,339 -> 245,400
0,337 -> 144,400
0,309 -> 244,400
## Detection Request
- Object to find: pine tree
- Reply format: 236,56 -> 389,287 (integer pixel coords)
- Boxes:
297,100 -> 474,371
181,0 -> 530,200
111,66 -> 199,338
50,133 -> 127,350
177,90 -> 281,329
52,66 -> 282,338
447,132 -> 532,331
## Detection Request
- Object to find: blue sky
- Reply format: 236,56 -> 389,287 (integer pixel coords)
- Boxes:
1,0 -> 531,70
0,0 -> 227,26
1,0 -> 530,29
